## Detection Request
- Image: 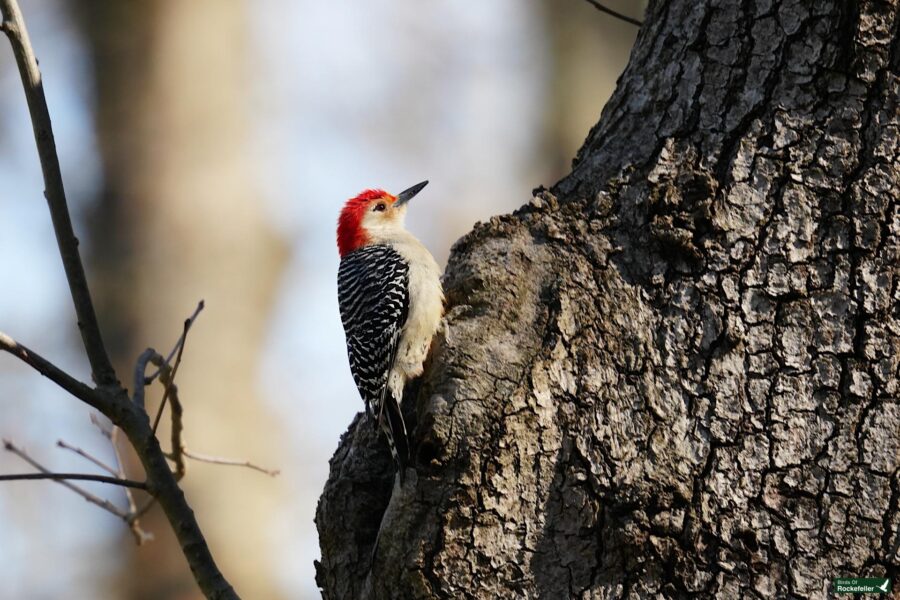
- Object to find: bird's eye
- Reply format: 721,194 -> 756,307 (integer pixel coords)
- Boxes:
373,202 -> 387,212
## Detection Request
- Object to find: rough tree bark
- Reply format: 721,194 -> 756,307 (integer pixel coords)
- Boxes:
316,0 -> 899,598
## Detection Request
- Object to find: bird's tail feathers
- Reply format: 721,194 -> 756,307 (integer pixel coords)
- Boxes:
380,392 -> 410,482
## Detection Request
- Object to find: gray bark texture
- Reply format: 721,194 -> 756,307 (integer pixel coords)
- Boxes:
316,0 -> 900,598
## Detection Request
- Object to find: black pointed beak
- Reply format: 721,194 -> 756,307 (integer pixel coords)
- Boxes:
394,180 -> 429,207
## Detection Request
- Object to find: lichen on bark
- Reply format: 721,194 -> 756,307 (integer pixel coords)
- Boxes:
317,1 -> 900,598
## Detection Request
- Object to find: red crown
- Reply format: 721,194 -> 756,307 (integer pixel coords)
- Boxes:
337,189 -> 389,256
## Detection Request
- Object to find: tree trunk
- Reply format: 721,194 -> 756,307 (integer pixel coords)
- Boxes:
316,0 -> 900,598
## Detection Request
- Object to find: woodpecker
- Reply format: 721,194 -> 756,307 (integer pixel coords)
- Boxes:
336,181 -> 443,480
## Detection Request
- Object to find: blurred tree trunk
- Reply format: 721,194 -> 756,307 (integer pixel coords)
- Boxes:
316,0 -> 899,597
538,0 -> 639,182
74,2 -> 288,599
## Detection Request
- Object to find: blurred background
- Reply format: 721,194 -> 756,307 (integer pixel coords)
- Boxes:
0,1 -> 639,598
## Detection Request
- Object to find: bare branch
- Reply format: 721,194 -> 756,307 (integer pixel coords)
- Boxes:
581,0 -> 643,26
56,439 -> 118,476
90,412 -> 113,439
109,427 -> 154,545
146,300 -> 204,385
0,472 -> 147,490
132,302 -> 203,434
0,331 -> 105,411
133,348 -> 163,410
0,0 -> 115,385
130,495 -> 159,528
181,450 -> 280,477
166,377 -> 187,480
142,336 -> 278,480
0,2 -> 237,594
161,306 -> 202,466
152,315 -> 192,434
145,333 -> 277,479
126,516 -> 155,545
3,439 -> 144,520
85,416 -> 156,543
6,438 -> 155,545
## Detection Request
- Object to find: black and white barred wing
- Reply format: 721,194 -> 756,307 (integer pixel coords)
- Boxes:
337,245 -> 410,417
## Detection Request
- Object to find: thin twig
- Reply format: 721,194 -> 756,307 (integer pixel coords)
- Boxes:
132,340 -> 188,479
125,515 -> 155,545
114,495 -> 159,545
150,375 -> 170,434
5,439 -> 154,544
0,472 -> 148,489
133,348 -> 162,410
89,413 -> 154,541
86,416 -> 155,542
3,440 -> 145,520
165,377 -> 187,480
152,311 -> 195,434
146,300 -> 204,385
179,450 -> 280,477
135,302 -> 203,435
581,0 -> 643,26
0,0 -> 116,385
56,439 -> 118,476
109,427 -> 154,544
146,328 -> 278,480
0,331 -> 103,410
90,413 -> 113,440
1,2 -> 237,594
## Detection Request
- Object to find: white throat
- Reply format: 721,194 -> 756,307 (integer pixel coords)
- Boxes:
362,207 -> 409,246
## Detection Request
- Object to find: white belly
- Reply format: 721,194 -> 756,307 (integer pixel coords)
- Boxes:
388,237 -> 443,396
